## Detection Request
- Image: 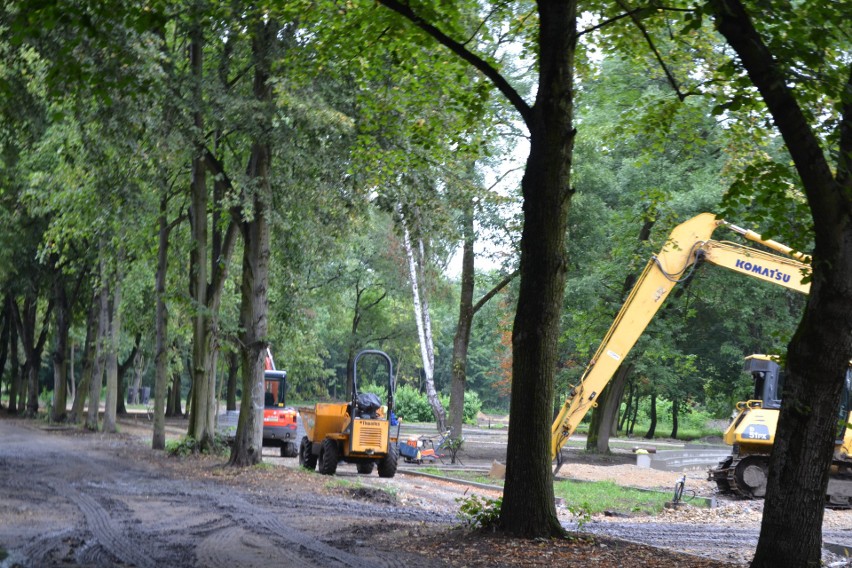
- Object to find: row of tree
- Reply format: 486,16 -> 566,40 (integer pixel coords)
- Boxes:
1,1 -> 850,565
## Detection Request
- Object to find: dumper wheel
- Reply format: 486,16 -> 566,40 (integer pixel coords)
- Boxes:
281,441 -> 298,458
356,461 -> 375,475
377,443 -> 398,478
299,436 -> 317,470
318,438 -> 339,475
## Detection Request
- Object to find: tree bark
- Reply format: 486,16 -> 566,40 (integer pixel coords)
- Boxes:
8,310 -> 20,414
644,391 -> 657,440
586,363 -> 631,453
0,297 -> 10,411
116,333 -> 140,416
450,200 -> 475,442
85,279 -> 109,431
51,268 -> 70,423
376,0 -> 577,538
69,291 -> 97,424
500,0 -> 577,538
102,273 -> 123,434
400,208 -> 446,432
229,16 -> 274,467
670,397 -> 679,440
186,13 -> 212,449
225,350 -> 238,412
709,2 -> 852,566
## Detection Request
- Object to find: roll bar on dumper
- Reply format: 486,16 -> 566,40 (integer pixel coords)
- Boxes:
551,212 -> 811,469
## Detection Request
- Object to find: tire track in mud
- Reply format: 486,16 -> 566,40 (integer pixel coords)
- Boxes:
196,526 -> 318,568
13,529 -> 75,567
212,492 -> 382,568
49,481 -> 157,568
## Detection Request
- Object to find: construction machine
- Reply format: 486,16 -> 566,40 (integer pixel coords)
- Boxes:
551,213 -> 811,465
262,369 -> 299,457
298,349 -> 399,477
216,349 -> 298,454
550,212 -> 852,505
709,355 -> 852,506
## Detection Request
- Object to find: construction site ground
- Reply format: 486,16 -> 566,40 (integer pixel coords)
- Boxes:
1,412 -> 851,567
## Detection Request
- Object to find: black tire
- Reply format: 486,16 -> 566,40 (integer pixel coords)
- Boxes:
356,461 -> 375,475
377,443 -> 398,478
299,436 -> 317,470
318,438 -> 339,475
281,441 -> 298,458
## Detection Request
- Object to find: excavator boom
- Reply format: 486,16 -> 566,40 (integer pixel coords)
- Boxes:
551,213 -> 810,462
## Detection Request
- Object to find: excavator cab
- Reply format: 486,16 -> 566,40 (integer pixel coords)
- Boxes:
744,355 -> 783,410
711,356 -> 852,505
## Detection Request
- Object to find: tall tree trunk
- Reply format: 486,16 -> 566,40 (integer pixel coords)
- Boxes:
400,208 -> 446,432
0,297 -> 10,411
225,350 -> 238,412
644,391 -> 657,440
101,278 -> 122,433
376,0 -> 577,538
12,296 -> 53,418
7,299 -> 19,415
184,17 -> 238,448
499,1 -> 577,538
229,16 -> 274,467
69,292 -> 97,424
116,333 -> 140,416
709,2 -> 852,565
670,397 -> 679,440
51,271 -> 70,423
154,195 -> 170,448
86,278 -> 109,431
450,200 -> 475,442
586,363 -> 631,453
187,15 -> 212,449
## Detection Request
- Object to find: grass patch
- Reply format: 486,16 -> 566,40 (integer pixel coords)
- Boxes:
554,479 -> 671,515
419,469 -> 680,517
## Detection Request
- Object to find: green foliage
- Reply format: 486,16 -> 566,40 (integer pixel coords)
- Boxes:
393,384 -> 481,424
553,480 -> 672,516
166,436 -> 229,457
456,494 -> 502,530
462,390 -> 482,425
165,437 -> 197,457
566,503 -> 592,530
393,384 -> 434,422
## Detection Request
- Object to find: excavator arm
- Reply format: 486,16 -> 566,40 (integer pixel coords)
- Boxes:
551,213 -> 811,463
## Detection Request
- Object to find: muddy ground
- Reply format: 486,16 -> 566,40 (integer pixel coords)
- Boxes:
1,414 -> 851,567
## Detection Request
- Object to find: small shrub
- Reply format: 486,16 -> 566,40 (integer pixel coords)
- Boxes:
166,437 -> 197,457
394,384 -> 433,422
463,391 -> 482,425
456,494 -> 502,530
165,436 -> 229,457
359,383 -> 388,402
566,502 -> 592,530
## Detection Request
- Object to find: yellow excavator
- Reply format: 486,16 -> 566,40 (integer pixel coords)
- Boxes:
710,355 -> 852,506
551,213 -> 810,462
547,213 -> 852,504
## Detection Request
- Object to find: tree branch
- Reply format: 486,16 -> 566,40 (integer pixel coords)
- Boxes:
472,269 -> 519,314
615,0 -> 688,101
578,7 -> 645,37
837,65 -> 852,193
375,0 -> 533,126
710,0 -> 843,225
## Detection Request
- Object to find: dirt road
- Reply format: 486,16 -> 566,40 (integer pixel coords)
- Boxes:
0,417 -> 452,567
3,416 -> 851,567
